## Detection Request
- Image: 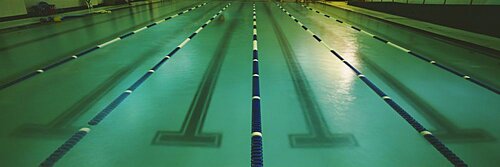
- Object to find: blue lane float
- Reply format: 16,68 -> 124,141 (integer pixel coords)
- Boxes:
251,3 -> 264,167
276,3 -> 467,167
39,127 -> 90,167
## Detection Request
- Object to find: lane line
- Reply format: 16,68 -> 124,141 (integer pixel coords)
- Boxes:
38,3 -> 232,167
299,4 -> 498,94
251,3 -> 264,167
97,38 -> 121,48
387,42 -> 410,52
276,3 -> 468,167
132,26 -> 148,33
0,3 -> 209,90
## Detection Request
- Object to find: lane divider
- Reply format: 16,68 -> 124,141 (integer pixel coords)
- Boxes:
299,4 -> 498,94
276,3 -> 468,167
38,3 -> 231,167
0,2 -> 209,91
250,4 -> 263,167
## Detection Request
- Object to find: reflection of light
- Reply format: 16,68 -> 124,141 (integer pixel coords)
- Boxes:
328,37 -> 360,113
335,38 -> 359,95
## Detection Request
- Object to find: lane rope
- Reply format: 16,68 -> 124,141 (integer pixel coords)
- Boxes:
38,3 -> 231,167
250,4 -> 264,167
276,3 -> 467,167
299,4 -> 498,94
0,2 -> 209,90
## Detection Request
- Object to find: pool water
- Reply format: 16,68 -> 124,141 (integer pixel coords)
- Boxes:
0,1 -> 499,166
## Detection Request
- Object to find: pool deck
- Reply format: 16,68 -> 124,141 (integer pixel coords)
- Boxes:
320,1 -> 500,56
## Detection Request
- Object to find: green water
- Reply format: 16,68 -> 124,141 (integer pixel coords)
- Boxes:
0,1 -> 499,166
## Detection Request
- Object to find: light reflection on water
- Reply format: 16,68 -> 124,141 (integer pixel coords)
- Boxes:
327,35 -> 359,114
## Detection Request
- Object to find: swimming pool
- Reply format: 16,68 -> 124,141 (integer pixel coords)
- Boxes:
0,1 -> 499,166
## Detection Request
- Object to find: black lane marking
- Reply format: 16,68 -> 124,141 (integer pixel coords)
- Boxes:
119,32 -> 135,39
146,23 -> 157,28
468,78 -> 499,94
351,26 -> 361,31
408,51 -> 431,62
361,56 -> 494,142
264,3 -> 356,148
153,3 -> 244,147
373,36 -> 388,43
76,46 -> 100,57
312,34 -> 321,42
188,33 -> 197,39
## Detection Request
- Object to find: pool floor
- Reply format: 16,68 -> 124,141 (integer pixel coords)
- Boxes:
0,1 -> 499,166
